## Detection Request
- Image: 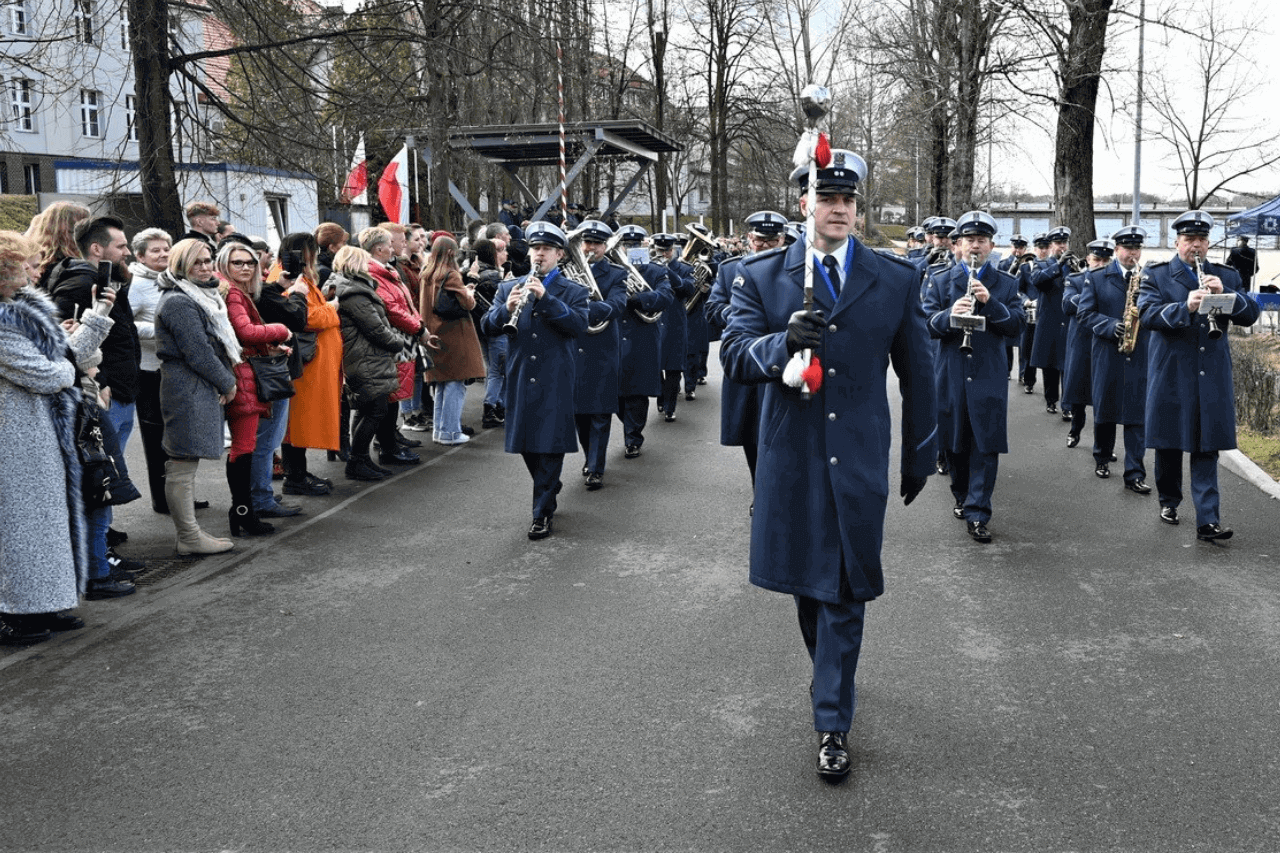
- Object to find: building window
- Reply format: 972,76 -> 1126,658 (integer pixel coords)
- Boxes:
74,0 -> 93,44
10,78 -> 34,132
125,95 -> 137,141
9,0 -> 28,34
24,163 -> 40,194
119,5 -> 128,49
80,89 -> 100,137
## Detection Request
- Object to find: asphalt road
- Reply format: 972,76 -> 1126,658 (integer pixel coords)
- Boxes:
3,344 -> 1279,852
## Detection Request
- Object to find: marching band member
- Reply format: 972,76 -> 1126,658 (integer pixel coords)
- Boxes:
652,233 -> 694,422
674,231 -> 712,400
1029,225 -> 1074,416
922,211 -> 1024,543
1077,226 -> 1152,493
1061,240 -> 1112,450
721,150 -> 936,781
614,225 -> 673,459
706,210 -> 786,492
999,234 -> 1030,378
1018,232 -> 1051,394
480,222 -> 589,540
572,220 -> 628,491
1138,210 -> 1259,541
905,226 -> 927,260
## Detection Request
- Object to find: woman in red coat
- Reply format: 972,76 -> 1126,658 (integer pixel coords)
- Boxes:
219,242 -> 291,535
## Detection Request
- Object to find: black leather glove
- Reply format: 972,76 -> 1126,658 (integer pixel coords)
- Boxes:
627,294 -> 642,310
901,475 -> 927,506
785,309 -> 825,356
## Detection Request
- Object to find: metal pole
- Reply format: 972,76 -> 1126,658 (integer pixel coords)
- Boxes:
1132,0 -> 1145,226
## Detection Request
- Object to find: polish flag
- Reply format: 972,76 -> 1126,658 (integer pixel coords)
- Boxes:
378,144 -> 410,224
339,134 -> 368,205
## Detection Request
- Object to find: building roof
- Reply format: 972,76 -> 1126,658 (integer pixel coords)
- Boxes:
448,120 -> 682,167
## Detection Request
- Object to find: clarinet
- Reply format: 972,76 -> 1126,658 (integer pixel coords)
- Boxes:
501,273 -> 540,338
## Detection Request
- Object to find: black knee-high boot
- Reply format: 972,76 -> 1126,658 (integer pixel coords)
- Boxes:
227,455 -> 274,536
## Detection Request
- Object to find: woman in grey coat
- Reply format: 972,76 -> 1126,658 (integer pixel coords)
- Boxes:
154,238 -> 239,555
332,246 -> 407,481
0,231 -> 114,646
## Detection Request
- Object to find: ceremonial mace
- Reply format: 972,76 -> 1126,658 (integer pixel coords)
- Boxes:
785,83 -> 832,401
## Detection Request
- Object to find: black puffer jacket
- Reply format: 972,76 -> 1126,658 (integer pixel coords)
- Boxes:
334,271 -> 406,405
48,259 -> 141,404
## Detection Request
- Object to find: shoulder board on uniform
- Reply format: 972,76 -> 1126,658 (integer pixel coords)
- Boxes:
740,248 -> 782,268
1146,258 -> 1170,268
877,250 -> 918,272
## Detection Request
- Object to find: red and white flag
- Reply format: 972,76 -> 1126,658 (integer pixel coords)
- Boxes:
378,144 -> 410,224
339,134 -> 368,205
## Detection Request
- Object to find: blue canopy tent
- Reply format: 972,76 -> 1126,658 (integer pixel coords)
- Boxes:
1226,195 -> 1280,236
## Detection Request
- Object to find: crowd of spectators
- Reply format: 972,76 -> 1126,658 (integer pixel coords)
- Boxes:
0,200 -> 508,647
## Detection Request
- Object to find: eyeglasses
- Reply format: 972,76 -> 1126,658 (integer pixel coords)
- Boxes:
228,259 -> 257,267
192,258 -> 214,268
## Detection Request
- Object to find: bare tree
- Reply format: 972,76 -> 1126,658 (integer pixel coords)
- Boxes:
1143,1 -> 1280,209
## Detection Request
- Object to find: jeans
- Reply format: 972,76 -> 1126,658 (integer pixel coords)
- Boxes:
87,504 -> 111,580
481,335 -> 507,408
104,400 -> 136,480
251,398 -> 291,511
400,364 -> 424,414
433,381 -> 467,440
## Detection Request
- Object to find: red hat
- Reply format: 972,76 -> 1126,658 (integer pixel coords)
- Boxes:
430,229 -> 455,244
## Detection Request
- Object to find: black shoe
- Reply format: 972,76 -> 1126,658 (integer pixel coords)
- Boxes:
85,578 -> 136,600
1197,523 -> 1233,542
1095,463 -> 1110,479
106,549 -> 144,582
952,499 -> 965,520
817,732 -> 851,781
1046,403 -> 1057,414
461,425 -> 476,437
258,502 -> 303,518
106,527 -> 128,547
1066,432 -> 1080,448
346,457 -> 389,481
33,611 -> 85,632
1061,410 -> 1072,422
664,412 -> 676,422
379,448 -> 422,466
326,449 -> 351,462
967,521 -> 992,543
585,473 -> 603,491
194,499 -> 211,510
697,378 -> 707,385
396,432 -> 423,449
528,517 -> 553,540
482,416 -> 504,429
582,465 -> 590,477
0,616 -> 52,646
1160,506 -> 1179,525
936,459 -> 949,476
1111,453 -> 1118,462
625,445 -> 641,459
1024,385 -> 1035,394
685,391 -> 696,401
1124,479 -> 1152,495
283,475 -> 332,496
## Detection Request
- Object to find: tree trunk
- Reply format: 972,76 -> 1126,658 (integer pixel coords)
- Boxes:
1053,0 -> 1113,248
129,0 -> 184,237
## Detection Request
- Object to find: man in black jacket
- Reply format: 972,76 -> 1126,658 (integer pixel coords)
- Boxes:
182,201 -> 220,251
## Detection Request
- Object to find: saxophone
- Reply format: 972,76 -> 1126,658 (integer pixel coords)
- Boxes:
1118,262 -> 1142,354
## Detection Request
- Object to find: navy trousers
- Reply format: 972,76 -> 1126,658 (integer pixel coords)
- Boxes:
574,413 -> 612,476
795,571 -> 866,733
1095,422 -> 1146,483
1154,449 -> 1220,526
617,395 -> 649,448
521,452 -> 564,520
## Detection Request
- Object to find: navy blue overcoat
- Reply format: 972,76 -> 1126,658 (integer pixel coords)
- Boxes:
616,262 -> 673,397
1138,259 -> 1259,451
481,269 -> 589,454
657,261 -> 694,371
574,260 -> 628,414
1029,257 -> 1069,370
721,239 -> 937,604
708,256 -> 762,446
1061,271 -> 1094,407
922,262 -> 1024,454
1077,261 -> 1149,425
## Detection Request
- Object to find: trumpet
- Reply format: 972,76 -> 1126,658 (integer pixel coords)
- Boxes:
605,232 -> 662,324
1193,252 -> 1223,340
501,273 -> 540,337
953,251 -> 987,354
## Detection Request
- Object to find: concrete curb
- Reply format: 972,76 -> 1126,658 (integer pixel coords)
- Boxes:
1222,448 -> 1280,501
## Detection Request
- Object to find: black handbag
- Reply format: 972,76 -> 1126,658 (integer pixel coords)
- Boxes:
247,353 -> 295,402
434,285 -> 470,321
76,395 -> 118,510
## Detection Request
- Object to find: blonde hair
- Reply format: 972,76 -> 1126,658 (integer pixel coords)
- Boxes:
357,227 -> 392,254
216,241 -> 263,298
25,201 -> 90,276
169,238 -> 214,280
0,230 -> 36,288
332,245 -> 371,278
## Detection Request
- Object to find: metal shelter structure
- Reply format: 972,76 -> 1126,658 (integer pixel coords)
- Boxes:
447,120 -> 682,223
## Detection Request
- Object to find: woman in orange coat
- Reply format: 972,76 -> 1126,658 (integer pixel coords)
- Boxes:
420,236 -> 486,445
267,232 -> 342,496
